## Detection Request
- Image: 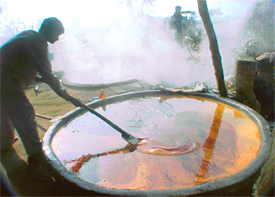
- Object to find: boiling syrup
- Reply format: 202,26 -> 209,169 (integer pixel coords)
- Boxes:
51,95 -> 261,190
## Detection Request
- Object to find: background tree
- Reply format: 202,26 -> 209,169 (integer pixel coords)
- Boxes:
244,0 -> 275,52
0,3 -> 42,45
197,0 -> 228,97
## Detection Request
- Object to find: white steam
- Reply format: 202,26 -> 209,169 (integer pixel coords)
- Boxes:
49,1 -> 256,88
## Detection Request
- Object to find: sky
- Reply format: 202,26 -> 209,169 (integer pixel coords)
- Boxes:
1,0 -> 192,29
0,0 -> 258,87
1,0 -> 256,29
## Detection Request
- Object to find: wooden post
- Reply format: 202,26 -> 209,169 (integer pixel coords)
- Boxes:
197,0 -> 228,97
235,57 -> 261,112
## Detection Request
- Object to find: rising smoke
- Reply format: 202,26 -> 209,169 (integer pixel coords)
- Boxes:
49,0 -> 257,88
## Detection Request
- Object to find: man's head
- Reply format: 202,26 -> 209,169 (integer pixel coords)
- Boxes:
175,6 -> 182,13
39,17 -> 64,44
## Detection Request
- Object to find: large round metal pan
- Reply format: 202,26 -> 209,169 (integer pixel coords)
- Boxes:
43,90 -> 271,196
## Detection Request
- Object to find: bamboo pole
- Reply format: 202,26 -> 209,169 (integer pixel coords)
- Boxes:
197,0 -> 228,97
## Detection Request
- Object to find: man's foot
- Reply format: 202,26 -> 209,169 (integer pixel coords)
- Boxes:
1,148 -> 28,174
28,152 -> 54,183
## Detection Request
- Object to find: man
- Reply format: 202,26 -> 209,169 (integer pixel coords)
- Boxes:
170,6 -> 188,45
0,17 -> 80,171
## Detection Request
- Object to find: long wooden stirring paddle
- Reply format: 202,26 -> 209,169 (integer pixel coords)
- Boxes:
70,99 -> 141,146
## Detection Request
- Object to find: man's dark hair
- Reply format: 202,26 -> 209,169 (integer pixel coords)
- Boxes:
175,6 -> 181,10
39,17 -> 64,35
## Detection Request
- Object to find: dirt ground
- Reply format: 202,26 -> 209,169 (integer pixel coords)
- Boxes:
0,82 -> 274,196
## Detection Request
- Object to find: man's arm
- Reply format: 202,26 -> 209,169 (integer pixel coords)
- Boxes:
181,11 -> 195,15
25,38 -> 81,106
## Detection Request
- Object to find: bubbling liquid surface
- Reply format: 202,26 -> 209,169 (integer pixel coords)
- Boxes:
51,95 -> 261,190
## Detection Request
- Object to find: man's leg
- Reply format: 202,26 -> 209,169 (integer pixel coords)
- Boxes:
2,90 -> 42,157
2,89 -> 54,183
0,106 -> 15,151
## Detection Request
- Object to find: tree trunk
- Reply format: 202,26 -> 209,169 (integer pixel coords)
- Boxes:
197,0 -> 228,97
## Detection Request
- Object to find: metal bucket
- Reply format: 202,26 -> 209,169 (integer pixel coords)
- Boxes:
43,90 -> 271,196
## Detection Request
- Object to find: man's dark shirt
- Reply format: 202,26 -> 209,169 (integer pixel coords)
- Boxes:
1,30 -> 53,91
171,13 -> 184,33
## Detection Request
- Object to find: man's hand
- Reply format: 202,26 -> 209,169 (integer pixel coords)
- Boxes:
34,75 -> 45,83
45,75 -> 82,107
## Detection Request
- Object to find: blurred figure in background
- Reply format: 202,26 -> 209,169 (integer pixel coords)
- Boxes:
169,6 -> 188,45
